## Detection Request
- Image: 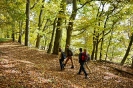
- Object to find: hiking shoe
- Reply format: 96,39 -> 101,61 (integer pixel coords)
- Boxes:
85,74 -> 88,79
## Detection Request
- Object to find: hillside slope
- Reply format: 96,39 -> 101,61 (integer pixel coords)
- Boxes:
0,42 -> 133,88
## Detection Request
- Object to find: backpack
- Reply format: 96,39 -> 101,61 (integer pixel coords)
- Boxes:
86,54 -> 91,62
68,49 -> 73,56
81,52 -> 87,61
61,52 -> 66,60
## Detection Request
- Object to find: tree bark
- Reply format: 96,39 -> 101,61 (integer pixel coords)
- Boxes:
53,18 -> 63,54
131,58 -> 133,68
65,0 -> 77,50
35,0 -> 44,48
53,0 -> 66,55
47,18 -> 57,53
91,30 -> 96,60
99,14 -> 109,61
95,34 -> 99,60
121,33 -> 133,65
18,21 -> 23,44
25,0 -> 30,46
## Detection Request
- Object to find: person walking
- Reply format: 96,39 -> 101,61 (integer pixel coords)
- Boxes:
77,48 -> 88,79
64,45 -> 74,69
58,47 -> 66,70
83,49 -> 91,73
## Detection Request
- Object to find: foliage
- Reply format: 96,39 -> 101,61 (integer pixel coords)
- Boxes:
0,38 -> 12,42
0,0 -> 133,65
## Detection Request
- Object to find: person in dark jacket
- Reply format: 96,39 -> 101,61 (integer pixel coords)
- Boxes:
77,48 -> 88,79
64,45 -> 74,69
58,47 -> 65,70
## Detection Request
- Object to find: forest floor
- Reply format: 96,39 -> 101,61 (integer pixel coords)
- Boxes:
0,42 -> 133,88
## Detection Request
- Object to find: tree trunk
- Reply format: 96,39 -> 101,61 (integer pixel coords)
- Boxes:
65,0 -> 77,51
99,32 -> 104,61
18,21 -> 23,44
99,15 -> 109,61
35,0 -> 44,48
121,33 -> 133,65
12,30 -> 15,41
6,29 -> 10,38
91,30 -> 96,60
36,34 -> 41,48
47,18 -> 57,53
25,0 -> 30,46
53,0 -> 66,55
53,18 -> 63,54
131,58 -> 133,68
105,23 -> 115,61
12,23 -> 15,41
105,30 -> 112,61
95,35 -> 99,60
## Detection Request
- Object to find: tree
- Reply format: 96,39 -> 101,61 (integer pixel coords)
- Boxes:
47,18 -> 57,53
65,0 -> 77,49
53,0 -> 66,54
25,0 -> 30,46
18,21 -> 24,44
35,0 -> 45,48
121,32 -> 133,65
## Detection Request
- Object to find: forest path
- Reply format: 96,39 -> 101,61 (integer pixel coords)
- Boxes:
0,42 -> 133,88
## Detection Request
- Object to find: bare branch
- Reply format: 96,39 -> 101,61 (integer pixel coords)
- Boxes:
30,0 -> 40,10
77,1 -> 90,11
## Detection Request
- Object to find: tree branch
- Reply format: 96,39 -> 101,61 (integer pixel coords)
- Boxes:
76,1 -> 90,11
30,0 -> 40,10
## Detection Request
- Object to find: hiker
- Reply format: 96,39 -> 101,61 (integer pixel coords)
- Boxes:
64,45 -> 74,69
77,48 -> 88,79
58,47 -> 66,70
83,49 -> 92,73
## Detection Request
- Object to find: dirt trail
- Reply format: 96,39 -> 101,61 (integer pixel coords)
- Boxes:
0,42 -> 133,88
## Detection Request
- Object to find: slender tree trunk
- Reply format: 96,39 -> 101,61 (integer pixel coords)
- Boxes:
99,15 -> 109,61
121,33 -> 133,65
47,18 -> 57,53
65,0 -> 77,51
12,23 -> 15,41
99,32 -> 104,61
6,29 -> 10,38
36,34 -> 41,48
95,35 -> 99,60
91,30 -> 96,60
53,0 -> 66,54
53,18 -> 63,54
35,0 -> 44,48
44,38 -> 47,50
105,30 -> 112,61
18,21 -> 23,44
105,24 -> 115,61
25,0 -> 30,46
12,30 -> 15,41
131,58 -> 133,68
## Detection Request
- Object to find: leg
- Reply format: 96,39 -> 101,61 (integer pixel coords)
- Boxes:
64,57 -> 69,66
59,59 -> 64,70
85,62 -> 91,73
81,62 -> 88,78
59,59 -> 62,70
70,56 -> 74,68
78,64 -> 82,74
61,60 -> 64,70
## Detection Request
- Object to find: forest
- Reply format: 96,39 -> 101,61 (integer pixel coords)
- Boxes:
0,0 -> 133,87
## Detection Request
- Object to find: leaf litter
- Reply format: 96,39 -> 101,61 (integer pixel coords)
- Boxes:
0,42 -> 133,88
